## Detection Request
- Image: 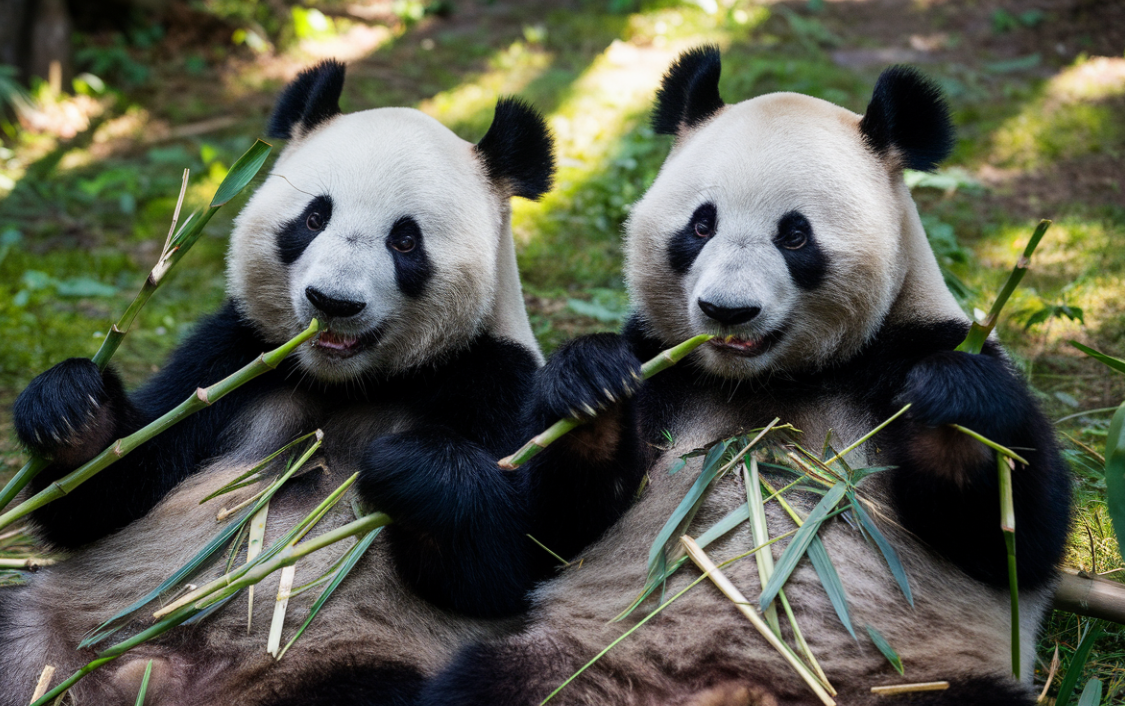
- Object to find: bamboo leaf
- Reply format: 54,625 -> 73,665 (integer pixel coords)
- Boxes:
1076,678 -> 1103,706
668,457 -> 687,475
1070,341 -> 1125,376
807,536 -> 856,640
210,139 -> 272,207
1105,402 -> 1125,565
80,433 -> 320,648
852,501 -> 913,606
134,660 -> 153,706
277,526 -> 383,660
759,481 -> 848,613
1056,621 -> 1104,706
865,625 -> 904,675
644,439 -> 731,586
847,465 -> 896,486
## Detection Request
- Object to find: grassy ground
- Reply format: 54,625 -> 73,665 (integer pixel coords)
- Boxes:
0,0 -> 1123,700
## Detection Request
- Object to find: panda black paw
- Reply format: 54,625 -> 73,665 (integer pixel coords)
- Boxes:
898,351 -> 1032,438
532,333 -> 642,423
14,359 -> 122,463
357,428 -> 521,531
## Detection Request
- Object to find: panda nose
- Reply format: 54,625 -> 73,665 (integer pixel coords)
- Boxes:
698,299 -> 761,326
306,287 -> 366,318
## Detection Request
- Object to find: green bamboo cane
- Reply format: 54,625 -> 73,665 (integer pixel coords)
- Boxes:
0,140 -> 273,513
0,319 -> 319,534
498,334 -> 713,470
999,453 -> 1019,678
956,219 -> 1051,355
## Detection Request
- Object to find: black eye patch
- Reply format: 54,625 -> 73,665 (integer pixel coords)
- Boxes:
386,216 -> 432,299
773,211 -> 828,290
667,202 -> 717,274
277,195 -> 333,265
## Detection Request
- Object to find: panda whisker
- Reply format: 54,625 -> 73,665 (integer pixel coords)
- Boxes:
273,173 -> 317,198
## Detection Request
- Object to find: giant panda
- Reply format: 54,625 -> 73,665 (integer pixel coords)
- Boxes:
0,59 -> 570,706
421,47 -> 1072,706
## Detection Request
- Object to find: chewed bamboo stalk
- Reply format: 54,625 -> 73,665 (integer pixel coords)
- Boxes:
499,334 -> 713,470
680,536 -> 836,706
0,140 -> 273,514
0,319 -> 319,535
956,219 -> 1051,355
268,566 -> 296,656
0,557 -> 56,569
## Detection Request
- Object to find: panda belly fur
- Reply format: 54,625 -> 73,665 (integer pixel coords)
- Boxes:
0,389 -> 516,706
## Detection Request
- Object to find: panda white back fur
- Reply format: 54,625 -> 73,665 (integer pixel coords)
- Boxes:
3,60 -> 557,706
422,48 -> 1070,706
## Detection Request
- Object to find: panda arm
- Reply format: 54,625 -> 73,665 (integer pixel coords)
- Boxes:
355,336 -> 540,617
518,332 -> 647,570
883,342 -> 1071,591
15,301 -> 277,548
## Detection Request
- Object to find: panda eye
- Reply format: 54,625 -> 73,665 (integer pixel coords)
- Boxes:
306,212 -> 325,231
689,203 -> 717,239
780,229 -> 807,250
390,233 -> 416,253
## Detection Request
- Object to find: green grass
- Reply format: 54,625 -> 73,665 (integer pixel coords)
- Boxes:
1,0 -> 1123,698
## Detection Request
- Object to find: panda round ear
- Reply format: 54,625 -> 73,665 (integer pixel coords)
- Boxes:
475,97 -> 556,201
267,60 -> 346,140
652,45 -> 724,136
859,66 -> 954,172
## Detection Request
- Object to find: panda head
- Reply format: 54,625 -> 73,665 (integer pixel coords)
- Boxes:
627,47 -> 961,379
227,60 -> 554,382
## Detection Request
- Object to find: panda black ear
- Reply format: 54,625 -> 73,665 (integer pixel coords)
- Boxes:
859,66 -> 954,172
652,45 -> 724,136
475,97 -> 556,201
267,60 -> 346,140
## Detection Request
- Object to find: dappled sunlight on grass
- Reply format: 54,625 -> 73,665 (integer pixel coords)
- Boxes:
421,40 -> 554,136
989,55 -> 1125,171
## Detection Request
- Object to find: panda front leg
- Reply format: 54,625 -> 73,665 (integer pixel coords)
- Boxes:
357,427 -> 533,618
885,347 -> 1071,591
11,302 -> 268,548
519,333 -> 646,568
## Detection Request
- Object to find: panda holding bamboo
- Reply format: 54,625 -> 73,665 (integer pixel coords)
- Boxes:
0,59 -> 623,706
424,47 -> 1072,706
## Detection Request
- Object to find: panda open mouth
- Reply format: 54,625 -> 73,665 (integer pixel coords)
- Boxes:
707,328 -> 785,358
313,327 -> 382,358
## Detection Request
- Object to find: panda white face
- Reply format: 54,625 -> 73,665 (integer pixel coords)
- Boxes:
627,94 -> 910,379
228,109 -> 503,382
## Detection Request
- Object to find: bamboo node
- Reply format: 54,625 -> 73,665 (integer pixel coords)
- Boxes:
1016,256 -> 1031,269
196,387 -> 211,405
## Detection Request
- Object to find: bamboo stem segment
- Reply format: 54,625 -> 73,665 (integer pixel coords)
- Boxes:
956,219 -> 1050,355
0,319 -> 319,535
1,141 -> 273,514
498,334 -> 713,470
680,536 -> 836,706
870,682 -> 949,696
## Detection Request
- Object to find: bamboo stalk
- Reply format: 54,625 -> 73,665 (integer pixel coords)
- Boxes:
870,682 -> 949,696
822,405 -> 911,468
0,319 -> 319,535
680,536 -> 836,706
956,219 -> 1051,355
499,334 -> 713,470
31,665 -> 55,701
0,557 -> 56,569
1,140 -> 272,514
267,565 -> 296,656
246,501 -> 269,632
999,454 -> 1019,678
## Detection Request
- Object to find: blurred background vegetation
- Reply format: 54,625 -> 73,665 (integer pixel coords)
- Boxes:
0,0 -> 1122,699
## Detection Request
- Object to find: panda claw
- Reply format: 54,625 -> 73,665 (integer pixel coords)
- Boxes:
583,404 -> 598,417
603,388 -> 616,404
